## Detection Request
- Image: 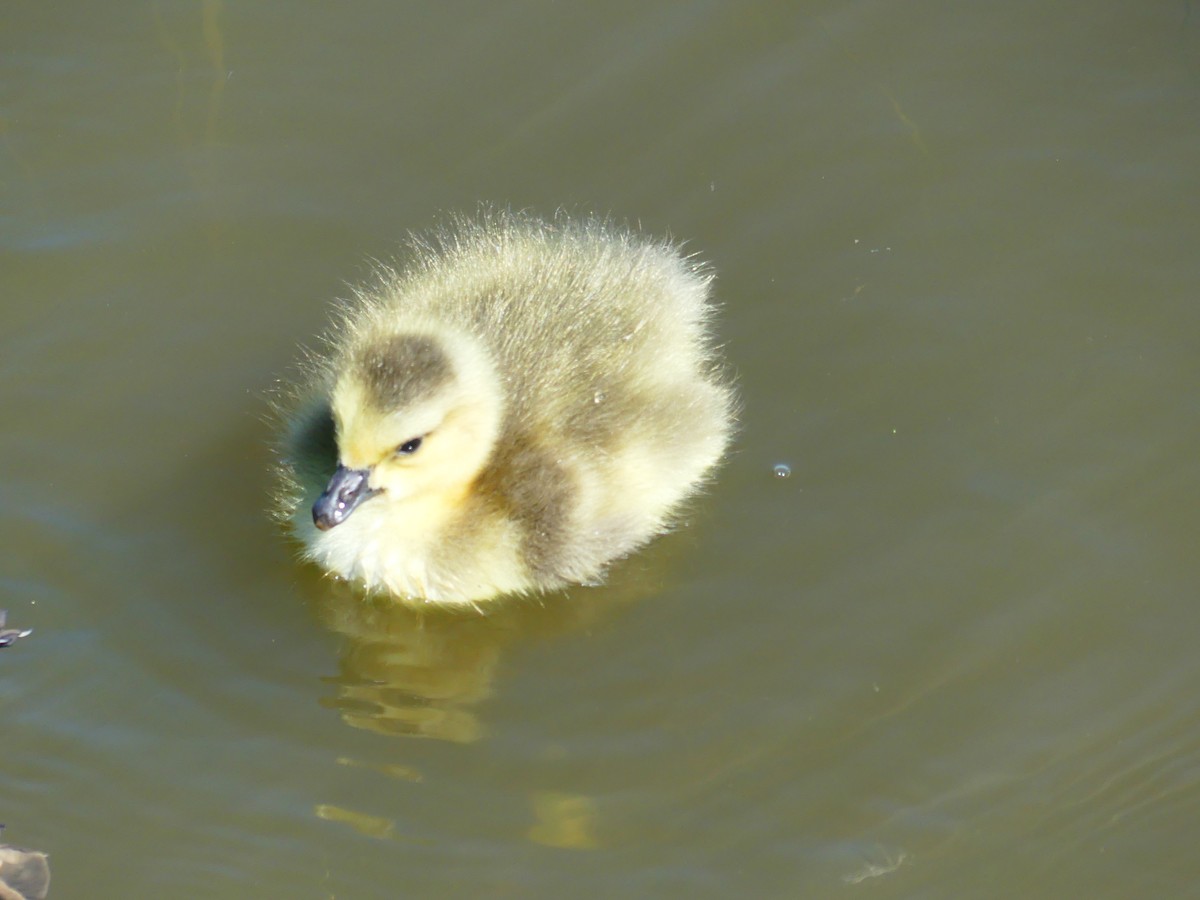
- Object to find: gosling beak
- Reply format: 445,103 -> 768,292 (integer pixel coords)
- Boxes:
313,465 -> 380,530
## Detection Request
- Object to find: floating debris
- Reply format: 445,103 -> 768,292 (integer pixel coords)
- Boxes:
0,612 -> 33,649
843,848 -> 909,884
0,832 -> 50,900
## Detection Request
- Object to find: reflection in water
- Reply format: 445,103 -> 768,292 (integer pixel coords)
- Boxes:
527,791 -> 599,851
313,578 -> 636,745
305,572 -> 654,847
152,0 -> 228,147
313,805 -> 396,841
317,587 -> 500,745
199,0 -> 227,143
151,0 -> 230,249
335,756 -> 422,783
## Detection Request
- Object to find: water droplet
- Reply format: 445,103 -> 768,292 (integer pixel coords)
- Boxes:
593,391 -> 605,404
773,464 -> 791,479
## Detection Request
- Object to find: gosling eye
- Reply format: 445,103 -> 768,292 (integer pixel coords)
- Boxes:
396,436 -> 423,456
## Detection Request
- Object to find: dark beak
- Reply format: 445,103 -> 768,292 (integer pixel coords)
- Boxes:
313,465 -> 380,530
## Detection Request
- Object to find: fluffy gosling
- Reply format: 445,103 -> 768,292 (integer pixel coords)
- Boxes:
274,211 -> 735,606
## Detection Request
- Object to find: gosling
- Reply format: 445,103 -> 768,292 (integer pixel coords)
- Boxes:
274,211 -> 735,606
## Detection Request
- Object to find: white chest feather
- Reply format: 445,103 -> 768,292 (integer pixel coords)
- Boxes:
297,495 -> 527,604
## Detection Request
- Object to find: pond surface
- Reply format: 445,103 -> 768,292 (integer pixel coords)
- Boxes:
3,2 -> 1199,897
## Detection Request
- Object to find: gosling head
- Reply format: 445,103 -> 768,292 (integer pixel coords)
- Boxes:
313,329 -> 503,531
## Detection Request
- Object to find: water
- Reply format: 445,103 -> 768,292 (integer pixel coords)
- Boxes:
3,2 -> 1199,897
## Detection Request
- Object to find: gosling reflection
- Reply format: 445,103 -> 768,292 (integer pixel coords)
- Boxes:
317,584 -> 499,744
304,556 -> 671,847
313,574 -> 641,745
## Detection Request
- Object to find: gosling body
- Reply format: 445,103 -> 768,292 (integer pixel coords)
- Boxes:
275,211 -> 734,605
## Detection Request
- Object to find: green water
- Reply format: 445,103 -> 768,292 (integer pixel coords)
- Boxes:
2,2 -> 1198,896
